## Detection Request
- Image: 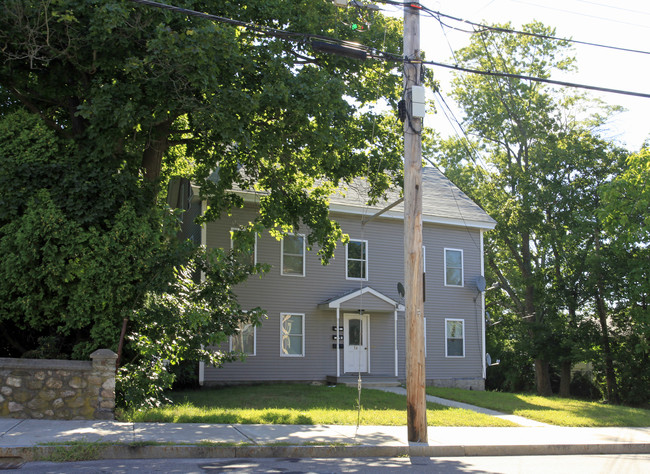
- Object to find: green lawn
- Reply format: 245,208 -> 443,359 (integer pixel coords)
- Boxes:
122,384 -> 517,427
426,387 -> 650,427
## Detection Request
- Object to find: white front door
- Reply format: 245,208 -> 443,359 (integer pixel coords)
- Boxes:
344,313 -> 369,373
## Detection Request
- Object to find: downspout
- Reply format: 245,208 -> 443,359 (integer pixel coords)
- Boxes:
199,199 -> 208,386
336,307 -> 341,378
394,307 -> 399,377
480,230 -> 487,380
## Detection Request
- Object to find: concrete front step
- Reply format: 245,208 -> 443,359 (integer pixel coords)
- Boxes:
326,375 -> 401,387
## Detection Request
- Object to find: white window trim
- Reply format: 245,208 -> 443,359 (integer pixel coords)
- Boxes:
229,322 -> 256,356
280,312 -> 305,357
281,234 -> 306,277
230,228 -> 257,265
345,239 -> 368,281
444,248 -> 464,287
445,318 -> 465,358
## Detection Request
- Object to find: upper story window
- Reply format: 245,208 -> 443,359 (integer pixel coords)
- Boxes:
444,248 -> 464,287
445,318 -> 465,357
230,322 -> 256,356
281,234 -> 305,276
346,239 -> 368,280
230,228 -> 257,265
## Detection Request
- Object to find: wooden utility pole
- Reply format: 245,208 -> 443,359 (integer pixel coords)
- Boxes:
403,3 -> 427,443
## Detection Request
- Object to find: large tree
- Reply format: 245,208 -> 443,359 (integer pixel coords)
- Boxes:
439,21 -> 647,402
446,21 -> 578,396
598,146 -> 650,404
0,1 -> 404,366
0,1 -> 403,251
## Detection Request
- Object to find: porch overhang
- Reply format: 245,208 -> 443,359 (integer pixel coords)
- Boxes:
318,287 -> 405,312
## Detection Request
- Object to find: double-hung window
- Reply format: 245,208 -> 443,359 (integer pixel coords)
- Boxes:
346,239 -> 368,280
444,248 -> 464,287
281,234 -> 305,276
230,322 -> 256,356
280,313 -> 304,357
230,228 -> 257,265
445,318 -> 465,357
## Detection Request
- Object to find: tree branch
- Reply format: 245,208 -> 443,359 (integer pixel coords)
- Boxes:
489,256 -> 525,315
10,86 -> 73,139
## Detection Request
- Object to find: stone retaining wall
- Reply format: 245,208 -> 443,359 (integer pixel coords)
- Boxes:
0,349 -> 117,420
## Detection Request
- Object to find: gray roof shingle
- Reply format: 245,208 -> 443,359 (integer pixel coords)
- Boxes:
329,167 -> 495,230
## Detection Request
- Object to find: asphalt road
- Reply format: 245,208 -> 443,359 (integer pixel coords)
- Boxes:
17,454 -> 650,473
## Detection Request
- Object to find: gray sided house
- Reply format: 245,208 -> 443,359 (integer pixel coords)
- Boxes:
177,167 -> 496,389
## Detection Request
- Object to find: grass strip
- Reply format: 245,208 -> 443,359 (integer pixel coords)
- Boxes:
122,384 -> 517,427
426,387 -> 650,427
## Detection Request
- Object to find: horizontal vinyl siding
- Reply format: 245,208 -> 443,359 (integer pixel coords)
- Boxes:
397,223 -> 484,381
179,202 -> 202,245
202,205 -> 484,383
366,312 -> 395,375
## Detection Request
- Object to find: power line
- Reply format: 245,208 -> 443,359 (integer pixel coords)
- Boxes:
423,6 -> 650,56
433,89 -> 488,172
572,0 -> 650,16
416,58 -> 650,99
374,1 -> 650,55
129,0 -> 650,100
127,0 -> 393,59
510,0 -> 650,30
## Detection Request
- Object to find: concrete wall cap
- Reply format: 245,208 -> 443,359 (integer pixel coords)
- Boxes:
89,349 -> 118,360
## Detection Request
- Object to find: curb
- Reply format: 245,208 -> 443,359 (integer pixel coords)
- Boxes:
2,442 -> 650,462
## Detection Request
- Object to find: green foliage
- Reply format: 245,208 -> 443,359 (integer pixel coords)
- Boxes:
438,20 -> 647,400
595,146 -> 650,405
485,314 -> 535,392
0,189 -> 186,358
39,441 -> 106,463
0,1 -> 405,403
0,0 -> 405,261
116,247 -> 267,410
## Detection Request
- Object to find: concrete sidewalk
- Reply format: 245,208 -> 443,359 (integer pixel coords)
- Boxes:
1,418 -> 649,463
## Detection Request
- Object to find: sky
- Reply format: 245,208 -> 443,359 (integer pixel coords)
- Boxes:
380,0 -> 650,151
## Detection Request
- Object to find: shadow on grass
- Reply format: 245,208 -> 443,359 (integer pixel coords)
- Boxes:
168,412 -> 315,425
170,384 -> 405,412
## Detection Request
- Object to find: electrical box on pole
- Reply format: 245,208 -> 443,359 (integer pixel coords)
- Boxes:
411,85 -> 426,118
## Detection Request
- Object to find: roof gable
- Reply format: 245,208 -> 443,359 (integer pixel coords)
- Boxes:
328,167 -> 495,230
318,287 -> 404,312
208,166 -> 496,230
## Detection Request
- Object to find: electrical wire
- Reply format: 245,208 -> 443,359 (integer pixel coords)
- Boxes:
572,0 -> 650,16
510,0 -> 650,29
128,0 -> 396,60
416,59 -> 650,99
375,1 -> 650,56
434,11 -> 461,63
433,90 -> 489,173
129,0 -> 650,99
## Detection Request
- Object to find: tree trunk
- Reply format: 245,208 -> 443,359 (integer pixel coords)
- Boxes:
594,230 -> 618,403
559,360 -> 571,398
522,230 -> 552,396
595,287 -> 617,403
534,359 -> 553,396
141,120 -> 171,182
